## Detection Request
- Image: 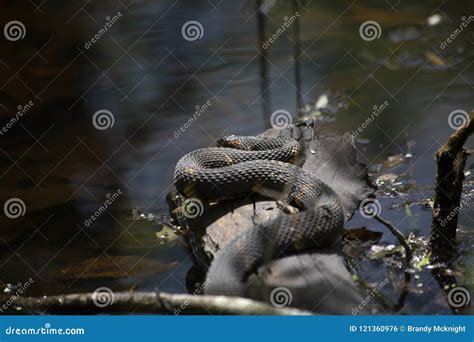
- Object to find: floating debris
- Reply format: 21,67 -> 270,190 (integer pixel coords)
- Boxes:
426,14 -> 443,26
300,91 -> 348,123
3,283 -> 18,294
383,154 -> 405,168
127,207 -> 180,231
155,225 -> 179,245
376,173 -> 398,186
343,227 -> 383,258
315,94 -> 329,110
425,51 -> 447,66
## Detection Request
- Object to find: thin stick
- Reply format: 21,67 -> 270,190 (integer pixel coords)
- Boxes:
292,0 -> 302,118
2,291 -> 312,315
374,214 -> 412,263
256,0 -> 271,126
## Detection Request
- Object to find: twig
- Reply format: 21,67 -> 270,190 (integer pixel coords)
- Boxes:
256,0 -> 271,125
292,0 -> 302,118
431,110 -> 474,262
374,214 -> 412,263
1,291 -> 312,315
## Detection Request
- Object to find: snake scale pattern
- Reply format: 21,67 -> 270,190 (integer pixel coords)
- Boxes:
174,135 -> 345,300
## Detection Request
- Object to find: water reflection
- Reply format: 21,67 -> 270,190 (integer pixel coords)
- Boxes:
0,0 -> 472,313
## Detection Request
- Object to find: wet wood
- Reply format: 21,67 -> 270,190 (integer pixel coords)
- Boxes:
170,121 -> 375,313
0,292 -> 311,315
431,110 -> 474,263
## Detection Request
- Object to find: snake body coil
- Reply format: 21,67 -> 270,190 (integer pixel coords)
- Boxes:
174,135 -> 345,299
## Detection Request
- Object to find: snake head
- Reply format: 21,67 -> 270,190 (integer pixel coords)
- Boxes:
217,135 -> 242,148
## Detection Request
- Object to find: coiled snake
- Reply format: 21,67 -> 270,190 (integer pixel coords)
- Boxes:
174,135 -> 345,300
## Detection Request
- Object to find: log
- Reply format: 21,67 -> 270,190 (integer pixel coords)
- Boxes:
170,120 -> 375,313
431,110 -> 474,263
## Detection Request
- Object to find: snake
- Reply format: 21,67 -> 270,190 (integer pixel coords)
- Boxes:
174,135 -> 345,300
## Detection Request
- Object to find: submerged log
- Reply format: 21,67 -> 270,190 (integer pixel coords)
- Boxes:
169,121 -> 375,313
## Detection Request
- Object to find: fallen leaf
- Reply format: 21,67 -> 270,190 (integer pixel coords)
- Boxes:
383,154 -> 405,168
369,244 -> 405,260
155,225 -> 178,244
425,51 -> 446,66
376,173 -> 398,185
342,227 -> 383,257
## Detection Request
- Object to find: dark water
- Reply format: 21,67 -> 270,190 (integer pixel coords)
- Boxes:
0,0 -> 473,314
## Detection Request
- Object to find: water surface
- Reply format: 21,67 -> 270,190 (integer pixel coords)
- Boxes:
0,0 -> 473,314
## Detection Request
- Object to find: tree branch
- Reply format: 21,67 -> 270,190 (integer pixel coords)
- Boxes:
431,110 -> 474,262
1,291 -> 312,315
374,214 -> 412,263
